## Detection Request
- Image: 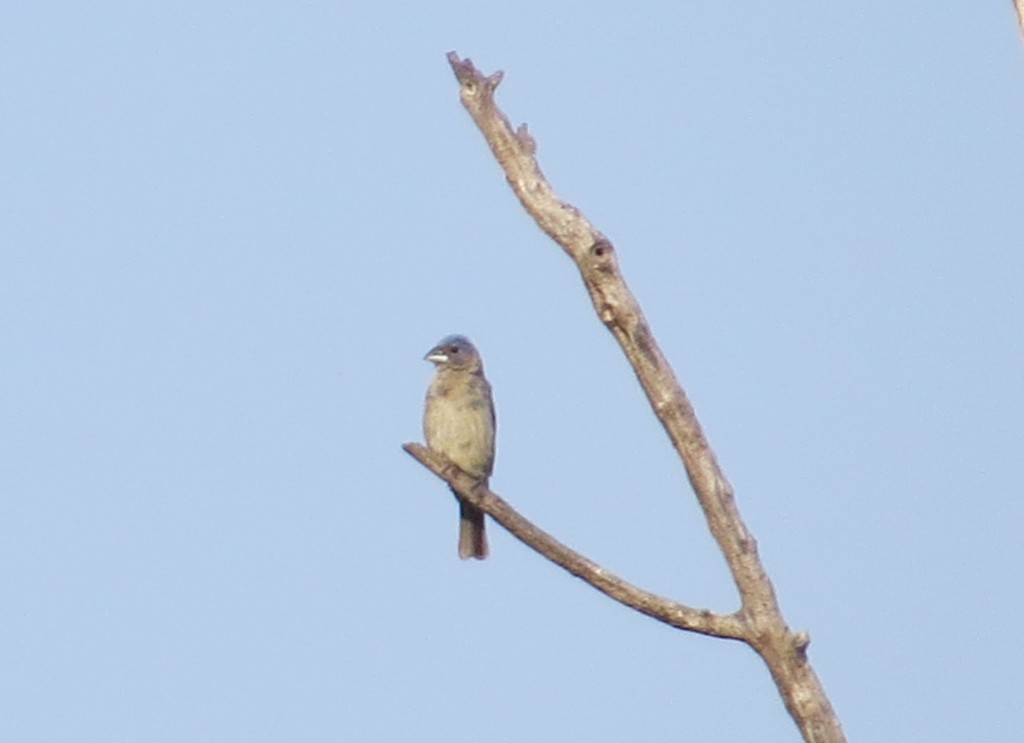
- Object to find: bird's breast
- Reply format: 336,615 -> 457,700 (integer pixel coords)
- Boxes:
423,374 -> 495,478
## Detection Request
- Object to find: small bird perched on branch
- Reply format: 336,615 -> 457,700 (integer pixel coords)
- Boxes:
423,335 -> 496,560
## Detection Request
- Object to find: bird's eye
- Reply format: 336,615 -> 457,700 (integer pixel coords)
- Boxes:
449,346 -> 460,353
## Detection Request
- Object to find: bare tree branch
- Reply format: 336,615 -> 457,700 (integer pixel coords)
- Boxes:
406,52 -> 846,742
403,442 -> 746,640
1016,0 -> 1024,45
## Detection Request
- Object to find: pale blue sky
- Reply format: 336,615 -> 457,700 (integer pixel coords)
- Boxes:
1,3 -> 1022,741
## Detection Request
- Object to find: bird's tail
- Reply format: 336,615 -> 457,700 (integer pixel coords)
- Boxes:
458,499 -> 488,560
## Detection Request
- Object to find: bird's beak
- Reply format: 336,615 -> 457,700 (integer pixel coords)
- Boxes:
425,350 -> 448,363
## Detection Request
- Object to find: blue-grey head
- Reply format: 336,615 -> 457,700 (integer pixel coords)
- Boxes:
424,335 -> 483,372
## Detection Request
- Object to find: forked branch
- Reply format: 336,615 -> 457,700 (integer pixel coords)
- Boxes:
404,52 -> 845,743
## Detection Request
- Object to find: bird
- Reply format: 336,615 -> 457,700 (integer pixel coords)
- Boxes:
423,335 -> 496,560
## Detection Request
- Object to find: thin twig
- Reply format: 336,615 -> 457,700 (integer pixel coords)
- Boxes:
404,443 -> 746,639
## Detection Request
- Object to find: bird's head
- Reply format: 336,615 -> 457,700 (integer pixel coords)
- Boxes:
424,335 -> 483,373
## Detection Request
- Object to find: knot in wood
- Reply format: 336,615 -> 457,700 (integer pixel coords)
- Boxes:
590,238 -> 612,258
589,238 -> 616,274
